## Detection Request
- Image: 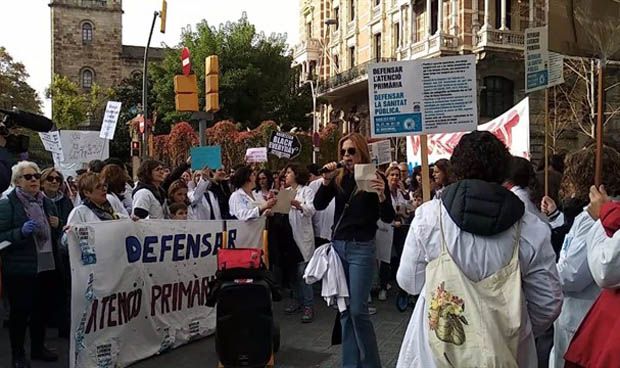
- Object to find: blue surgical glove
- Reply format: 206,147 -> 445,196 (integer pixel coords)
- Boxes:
21,220 -> 38,237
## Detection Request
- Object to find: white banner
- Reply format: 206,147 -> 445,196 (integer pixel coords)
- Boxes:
68,218 -> 266,368
368,55 -> 478,138
60,130 -> 109,164
407,97 -> 530,167
39,131 -> 63,154
100,101 -> 122,140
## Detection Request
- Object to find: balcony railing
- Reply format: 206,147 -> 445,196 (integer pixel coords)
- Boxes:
317,57 -> 397,94
475,28 -> 524,50
400,33 -> 459,60
293,38 -> 321,59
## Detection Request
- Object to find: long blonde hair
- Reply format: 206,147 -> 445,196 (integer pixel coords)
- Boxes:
335,132 -> 371,189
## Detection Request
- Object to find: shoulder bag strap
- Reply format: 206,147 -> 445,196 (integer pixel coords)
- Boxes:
330,185 -> 357,241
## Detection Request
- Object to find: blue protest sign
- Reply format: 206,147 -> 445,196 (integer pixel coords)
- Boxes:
190,146 -> 222,170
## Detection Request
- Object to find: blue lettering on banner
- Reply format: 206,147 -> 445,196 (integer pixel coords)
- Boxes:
125,232 -> 228,264
374,113 -> 422,134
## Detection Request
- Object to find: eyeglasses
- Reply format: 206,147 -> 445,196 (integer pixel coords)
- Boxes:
46,176 -> 62,183
340,147 -> 357,156
21,173 -> 42,181
154,167 -> 165,172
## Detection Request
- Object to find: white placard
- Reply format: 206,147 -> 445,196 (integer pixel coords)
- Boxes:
100,101 -> 122,140
369,140 -> 392,165
525,26 -> 550,93
39,131 -> 63,153
60,130 -> 109,164
245,147 -> 268,163
368,55 -> 478,138
548,51 -> 565,88
68,218 -> 266,368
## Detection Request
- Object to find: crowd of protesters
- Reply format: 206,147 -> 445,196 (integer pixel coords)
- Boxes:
1,130 -> 620,368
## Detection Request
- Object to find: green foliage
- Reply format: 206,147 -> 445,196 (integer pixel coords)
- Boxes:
0,47 -> 42,112
46,74 -> 113,129
150,14 -> 312,131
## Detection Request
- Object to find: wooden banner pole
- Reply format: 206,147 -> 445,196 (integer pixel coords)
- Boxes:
595,59 -> 605,187
544,88 -> 549,197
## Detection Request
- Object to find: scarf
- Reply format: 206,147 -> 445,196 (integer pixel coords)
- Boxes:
44,190 -> 65,203
83,198 -> 118,221
14,187 -> 53,253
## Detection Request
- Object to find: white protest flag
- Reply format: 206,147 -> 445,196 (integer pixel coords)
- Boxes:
407,97 -> 530,166
68,218 -> 266,368
100,101 -> 122,140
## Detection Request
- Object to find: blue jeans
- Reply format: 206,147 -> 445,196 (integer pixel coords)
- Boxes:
333,240 -> 382,368
296,261 -> 313,307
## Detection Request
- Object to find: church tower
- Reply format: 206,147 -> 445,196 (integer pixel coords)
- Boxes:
50,0 -> 123,91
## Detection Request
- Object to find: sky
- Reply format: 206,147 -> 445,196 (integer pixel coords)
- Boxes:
0,0 -> 300,117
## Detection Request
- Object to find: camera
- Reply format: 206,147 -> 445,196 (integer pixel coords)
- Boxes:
0,108 -> 54,154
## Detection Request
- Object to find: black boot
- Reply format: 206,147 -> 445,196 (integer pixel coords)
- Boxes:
12,356 -> 31,368
31,346 -> 58,362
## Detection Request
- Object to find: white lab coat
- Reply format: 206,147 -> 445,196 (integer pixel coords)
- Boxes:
551,210 -> 600,368
66,204 -> 129,224
303,243 -> 349,312
308,178 -> 335,241
511,186 -> 548,224
587,220 -> 620,288
132,188 -> 166,219
229,188 -> 261,221
396,199 -> 562,368
107,193 -> 129,217
188,178 -> 222,220
287,185 -> 316,262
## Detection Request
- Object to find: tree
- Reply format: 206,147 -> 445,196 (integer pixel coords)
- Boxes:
0,47 -> 41,112
46,74 -> 113,129
150,14 -> 312,130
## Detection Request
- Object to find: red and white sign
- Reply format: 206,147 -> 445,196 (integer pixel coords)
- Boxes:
181,47 -> 191,76
407,97 -> 530,166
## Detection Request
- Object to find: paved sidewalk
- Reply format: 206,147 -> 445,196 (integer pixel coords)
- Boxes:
0,292 -> 413,368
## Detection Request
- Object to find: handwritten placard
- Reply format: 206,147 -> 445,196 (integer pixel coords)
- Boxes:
39,131 -> 64,161
245,147 -> 268,163
60,130 -> 109,163
100,101 -> 122,140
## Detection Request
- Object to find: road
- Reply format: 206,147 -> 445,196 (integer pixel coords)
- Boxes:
0,291 -> 412,367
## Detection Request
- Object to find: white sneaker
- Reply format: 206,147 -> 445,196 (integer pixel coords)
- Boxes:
378,289 -> 387,301
368,306 -> 377,315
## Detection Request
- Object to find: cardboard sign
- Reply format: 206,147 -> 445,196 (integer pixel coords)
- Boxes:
267,131 -> 301,159
190,146 -> 222,170
368,55 -> 477,138
368,140 -> 392,165
245,147 -> 268,163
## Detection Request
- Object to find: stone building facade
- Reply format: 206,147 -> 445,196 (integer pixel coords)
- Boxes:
294,0 -> 620,160
50,0 -> 164,96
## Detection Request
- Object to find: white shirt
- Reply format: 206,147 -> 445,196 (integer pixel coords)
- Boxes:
510,186 -> 548,224
308,178 -> 335,240
587,219 -> 620,289
229,188 -> 261,221
188,178 -> 222,220
303,243 -> 349,312
551,210 -> 600,368
396,199 -> 562,368
132,188 -> 166,219
107,193 -> 129,217
287,185 -> 316,262
122,182 -> 133,214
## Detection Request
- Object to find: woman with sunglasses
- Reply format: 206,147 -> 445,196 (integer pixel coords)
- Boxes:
66,172 -> 128,223
314,133 -> 395,368
0,161 -> 61,367
132,160 -> 168,219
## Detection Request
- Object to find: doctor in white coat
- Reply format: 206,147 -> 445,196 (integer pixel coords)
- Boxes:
282,163 -> 317,323
66,172 -> 128,223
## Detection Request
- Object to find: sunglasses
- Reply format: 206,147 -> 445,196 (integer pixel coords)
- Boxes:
22,173 -> 42,181
46,176 -> 62,183
340,147 -> 357,156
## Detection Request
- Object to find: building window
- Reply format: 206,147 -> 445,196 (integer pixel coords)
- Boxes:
334,7 -> 340,30
349,46 -> 356,68
373,33 -> 382,60
81,68 -> 94,89
333,54 -> 340,72
350,0 -> 356,21
394,23 -> 400,51
494,0 -> 512,29
431,0 -> 438,34
82,22 -> 93,44
374,0 -> 381,6
306,22 -> 312,38
480,76 -> 514,119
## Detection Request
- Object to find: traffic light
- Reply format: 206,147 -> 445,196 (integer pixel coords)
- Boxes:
160,0 -> 167,34
131,141 -> 140,157
205,55 -> 219,112
174,74 -> 199,112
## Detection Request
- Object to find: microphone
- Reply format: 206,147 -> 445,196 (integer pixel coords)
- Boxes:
0,108 -> 54,132
318,161 -> 344,174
